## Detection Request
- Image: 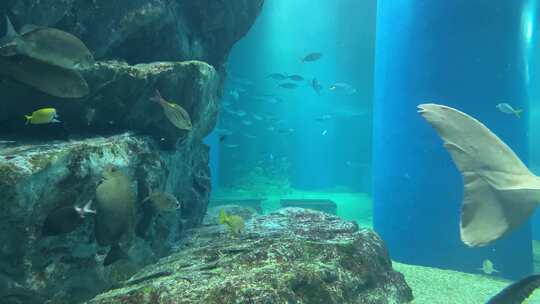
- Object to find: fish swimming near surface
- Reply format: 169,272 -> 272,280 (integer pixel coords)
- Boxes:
312,78 -> 322,95
301,52 -> 322,63
267,73 -> 288,80
95,165 -> 135,266
42,200 -> 96,236
219,134 -> 228,142
0,16 -> 94,69
150,90 -> 192,131
278,83 -> 298,89
25,108 -> 60,125
0,56 -> 89,98
496,103 -> 522,118
480,259 -> 499,275
287,74 -> 304,81
418,103 -> 540,247
486,273 -> 540,304
321,129 -> 328,136
142,191 -> 181,212
218,208 -> 245,235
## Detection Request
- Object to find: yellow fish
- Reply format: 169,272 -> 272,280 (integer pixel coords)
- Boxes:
25,108 -> 60,125
480,259 -> 500,275
218,209 -> 245,235
150,90 -> 192,130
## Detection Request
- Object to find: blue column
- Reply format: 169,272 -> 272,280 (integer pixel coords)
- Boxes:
373,1 -> 533,279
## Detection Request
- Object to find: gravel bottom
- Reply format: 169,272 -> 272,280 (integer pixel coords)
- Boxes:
394,262 -> 540,304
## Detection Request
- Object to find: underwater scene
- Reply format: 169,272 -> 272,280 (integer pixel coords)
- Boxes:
2,0 -> 540,303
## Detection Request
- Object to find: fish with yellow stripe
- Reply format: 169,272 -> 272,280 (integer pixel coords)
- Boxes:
25,108 -> 60,125
150,90 -> 192,131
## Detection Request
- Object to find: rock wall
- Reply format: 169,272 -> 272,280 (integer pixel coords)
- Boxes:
0,134 -> 211,303
0,0 -> 264,303
1,0 -> 264,66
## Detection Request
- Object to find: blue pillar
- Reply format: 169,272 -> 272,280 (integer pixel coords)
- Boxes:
373,1 -> 533,279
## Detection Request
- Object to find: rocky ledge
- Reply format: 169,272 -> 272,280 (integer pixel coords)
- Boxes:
0,133 -> 211,304
87,207 -> 413,304
0,60 -> 220,148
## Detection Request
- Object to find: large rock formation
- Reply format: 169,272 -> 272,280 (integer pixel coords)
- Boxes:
87,208 -> 413,304
1,0 -> 264,66
0,133 -> 212,303
0,1 -> 264,303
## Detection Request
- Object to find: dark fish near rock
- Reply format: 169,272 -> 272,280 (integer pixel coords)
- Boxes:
267,73 -> 287,80
288,74 -> 304,81
0,55 -> 89,98
301,52 -> 322,63
42,201 -> 96,236
143,191 -> 181,212
486,274 -> 540,303
0,16 -> 94,69
312,78 -> 322,95
95,165 -> 135,266
278,83 -> 298,89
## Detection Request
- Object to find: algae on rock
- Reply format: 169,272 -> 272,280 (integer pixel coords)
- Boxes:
87,207 -> 413,304
0,133 -> 211,303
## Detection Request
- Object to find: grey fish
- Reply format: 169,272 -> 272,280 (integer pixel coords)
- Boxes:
278,83 -> 298,89
95,165 -> 135,266
0,55 -> 89,98
267,73 -> 288,80
486,274 -> 540,303
329,82 -> 357,95
143,192 -> 181,212
301,52 -> 322,63
0,16 -> 94,69
287,74 -> 304,81
312,78 -> 322,95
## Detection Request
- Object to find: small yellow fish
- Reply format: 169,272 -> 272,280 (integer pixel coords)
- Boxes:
25,108 -> 60,125
150,90 -> 192,130
218,209 -> 245,235
480,259 -> 499,275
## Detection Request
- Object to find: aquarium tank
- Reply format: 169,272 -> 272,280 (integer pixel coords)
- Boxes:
2,0 -> 540,303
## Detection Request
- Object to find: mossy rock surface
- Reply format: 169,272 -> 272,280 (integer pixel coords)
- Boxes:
87,208 -> 413,304
0,133 -> 211,304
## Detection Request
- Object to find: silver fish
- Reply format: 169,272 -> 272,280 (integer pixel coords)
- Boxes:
496,103 -> 522,118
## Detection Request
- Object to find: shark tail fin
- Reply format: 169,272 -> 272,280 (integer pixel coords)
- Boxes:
418,103 -> 540,247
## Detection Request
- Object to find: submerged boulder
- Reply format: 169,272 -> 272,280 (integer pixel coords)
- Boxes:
0,133 -> 211,304
87,208 -> 413,304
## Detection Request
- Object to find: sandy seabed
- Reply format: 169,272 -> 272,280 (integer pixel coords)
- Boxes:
394,262 -> 540,304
